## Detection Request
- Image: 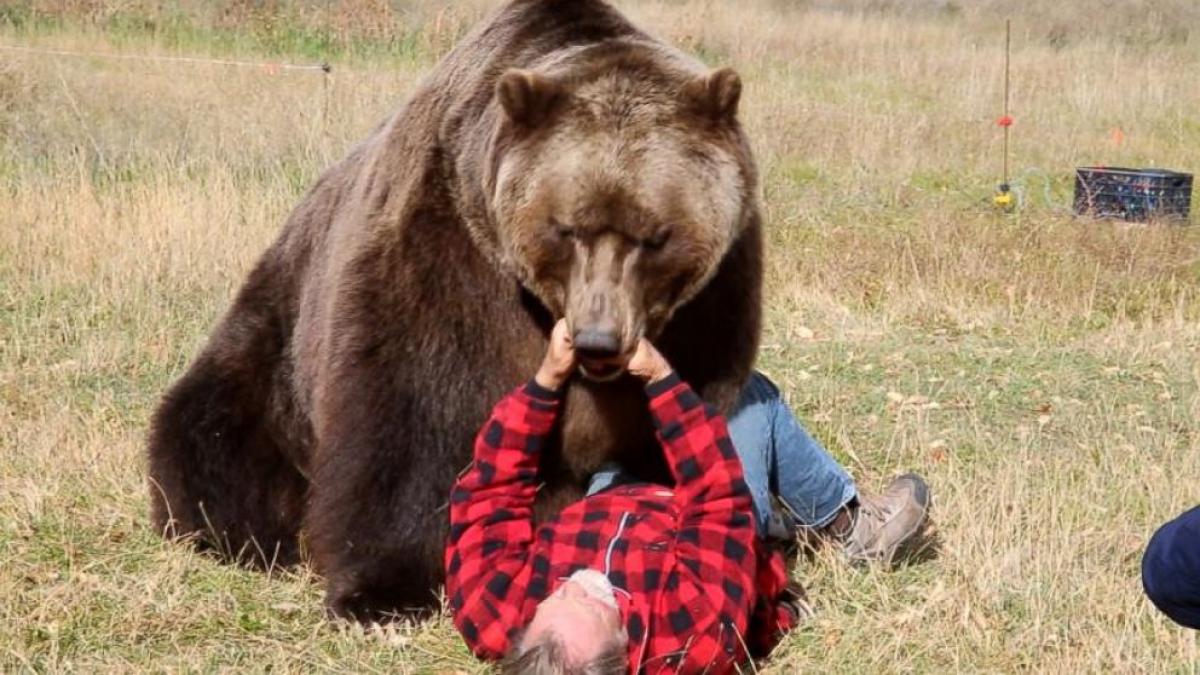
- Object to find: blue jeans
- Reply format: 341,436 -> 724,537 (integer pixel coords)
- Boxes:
587,372 -> 858,536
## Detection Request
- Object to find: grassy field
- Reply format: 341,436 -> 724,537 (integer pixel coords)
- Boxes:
2,0 -> 1199,671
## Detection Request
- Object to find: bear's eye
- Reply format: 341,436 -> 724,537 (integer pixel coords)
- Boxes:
552,220 -> 574,239
643,230 -> 671,251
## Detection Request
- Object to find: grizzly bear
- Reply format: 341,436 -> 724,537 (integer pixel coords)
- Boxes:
147,0 -> 762,622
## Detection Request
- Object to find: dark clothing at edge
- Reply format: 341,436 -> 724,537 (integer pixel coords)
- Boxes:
1142,505 -> 1200,629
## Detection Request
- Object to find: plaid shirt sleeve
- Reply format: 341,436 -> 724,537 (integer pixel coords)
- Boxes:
643,372 -> 761,672
443,379 -> 561,659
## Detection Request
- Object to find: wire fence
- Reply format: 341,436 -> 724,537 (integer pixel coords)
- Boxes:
2,41 -> 337,135
0,42 -> 331,73
0,39 -> 1096,217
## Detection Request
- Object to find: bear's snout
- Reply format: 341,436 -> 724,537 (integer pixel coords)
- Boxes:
572,322 -> 630,382
573,327 -> 621,360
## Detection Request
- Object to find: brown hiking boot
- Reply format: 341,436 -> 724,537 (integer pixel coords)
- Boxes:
837,473 -> 931,564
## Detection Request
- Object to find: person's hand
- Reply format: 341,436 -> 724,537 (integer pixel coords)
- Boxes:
625,338 -> 673,384
535,319 -> 576,390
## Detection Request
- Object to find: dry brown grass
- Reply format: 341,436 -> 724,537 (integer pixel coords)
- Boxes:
1,1 -> 1199,672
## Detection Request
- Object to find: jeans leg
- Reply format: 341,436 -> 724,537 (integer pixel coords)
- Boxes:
591,372 -> 856,532
728,372 -> 858,531
724,375 -> 779,536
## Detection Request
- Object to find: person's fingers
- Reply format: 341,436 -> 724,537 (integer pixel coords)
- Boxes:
536,319 -> 578,389
626,338 -> 658,379
547,319 -> 563,348
626,339 -> 645,368
549,318 -> 575,368
624,337 -> 672,383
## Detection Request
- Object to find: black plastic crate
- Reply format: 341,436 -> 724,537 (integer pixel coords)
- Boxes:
1073,167 -> 1192,222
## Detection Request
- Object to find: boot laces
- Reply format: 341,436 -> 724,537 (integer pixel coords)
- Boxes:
849,493 -> 895,551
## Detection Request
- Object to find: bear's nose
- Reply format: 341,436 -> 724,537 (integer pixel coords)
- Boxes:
573,328 -> 621,360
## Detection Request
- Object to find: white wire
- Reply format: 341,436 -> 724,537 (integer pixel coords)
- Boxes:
0,43 -> 329,72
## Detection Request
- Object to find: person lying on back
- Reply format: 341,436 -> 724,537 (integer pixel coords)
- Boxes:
445,319 -> 798,673
445,319 -> 931,673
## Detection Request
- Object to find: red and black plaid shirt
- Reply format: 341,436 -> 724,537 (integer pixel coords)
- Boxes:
445,373 -> 796,673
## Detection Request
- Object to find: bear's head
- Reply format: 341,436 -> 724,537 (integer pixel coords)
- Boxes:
486,46 -> 757,381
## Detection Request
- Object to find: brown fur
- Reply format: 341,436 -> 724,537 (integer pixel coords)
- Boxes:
147,0 -> 762,622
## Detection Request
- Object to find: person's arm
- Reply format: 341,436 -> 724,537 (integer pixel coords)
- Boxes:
645,371 -> 760,670
444,320 -> 575,658
624,340 -> 760,670
443,379 -> 559,657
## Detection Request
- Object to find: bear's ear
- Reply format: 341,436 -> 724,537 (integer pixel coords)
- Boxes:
683,67 -> 742,122
497,69 -> 562,128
